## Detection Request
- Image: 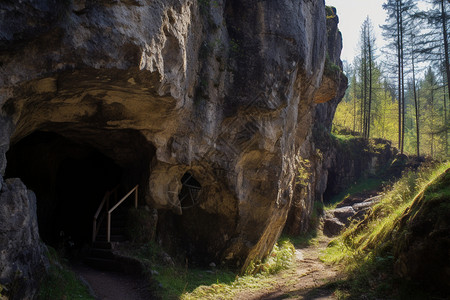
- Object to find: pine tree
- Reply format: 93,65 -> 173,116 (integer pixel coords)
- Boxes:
382,0 -> 417,153
358,17 -> 377,139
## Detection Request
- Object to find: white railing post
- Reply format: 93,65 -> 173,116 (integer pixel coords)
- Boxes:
92,219 -> 96,242
134,185 -> 138,208
93,184 -> 139,244
107,212 -> 111,243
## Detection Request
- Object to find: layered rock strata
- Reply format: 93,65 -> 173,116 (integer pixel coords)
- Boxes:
0,1 -> 345,296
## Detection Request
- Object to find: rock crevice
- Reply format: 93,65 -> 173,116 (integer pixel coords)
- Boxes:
0,1 -> 347,296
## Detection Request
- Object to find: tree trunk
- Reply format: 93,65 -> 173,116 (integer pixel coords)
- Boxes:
368,39 -> 373,138
396,0 -> 403,151
400,0 -> 405,154
353,76 -> 357,133
441,0 -> 449,158
412,49 -> 420,156
442,0 -> 450,97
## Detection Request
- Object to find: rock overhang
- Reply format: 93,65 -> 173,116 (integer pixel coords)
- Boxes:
0,1 -> 346,287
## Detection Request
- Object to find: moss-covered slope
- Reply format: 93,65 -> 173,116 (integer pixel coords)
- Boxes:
322,163 -> 450,299
392,168 -> 450,294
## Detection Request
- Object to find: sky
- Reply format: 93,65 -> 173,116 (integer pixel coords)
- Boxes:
325,0 -> 388,65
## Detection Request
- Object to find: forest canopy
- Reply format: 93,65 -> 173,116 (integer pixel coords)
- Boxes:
333,0 -> 449,160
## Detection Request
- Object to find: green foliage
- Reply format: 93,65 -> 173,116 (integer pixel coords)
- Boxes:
281,231 -> 319,249
296,157 -> 312,187
182,239 -> 295,300
38,247 -> 93,300
325,177 -> 384,210
244,240 -> 295,276
334,45 -> 449,159
126,207 -> 156,244
325,6 -> 336,19
229,39 -> 240,55
121,238 -> 294,299
324,54 -> 341,77
117,242 -> 234,299
321,162 -> 450,299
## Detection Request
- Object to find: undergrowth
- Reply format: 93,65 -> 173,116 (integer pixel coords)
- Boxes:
182,239 -> 294,299
122,238 -> 295,299
321,161 -> 450,299
38,247 -> 93,300
326,176 -> 384,210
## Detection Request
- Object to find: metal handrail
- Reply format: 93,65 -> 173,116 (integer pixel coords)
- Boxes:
92,185 -> 133,243
92,192 -> 110,242
106,184 -> 139,243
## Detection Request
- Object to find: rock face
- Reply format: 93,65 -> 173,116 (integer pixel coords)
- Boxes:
0,178 -> 48,299
286,135 -> 396,234
285,6 -> 349,235
0,0 -> 345,292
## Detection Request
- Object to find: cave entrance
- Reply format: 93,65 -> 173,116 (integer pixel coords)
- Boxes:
5,130 -> 155,251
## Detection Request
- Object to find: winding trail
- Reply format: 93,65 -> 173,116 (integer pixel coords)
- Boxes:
72,264 -> 151,300
235,236 -> 340,300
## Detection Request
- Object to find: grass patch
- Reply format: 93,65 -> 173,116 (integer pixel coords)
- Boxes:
38,247 -> 94,300
330,133 -> 358,142
183,239 -> 294,299
321,161 -> 450,298
281,232 -> 319,249
325,177 -> 384,210
120,238 -> 295,299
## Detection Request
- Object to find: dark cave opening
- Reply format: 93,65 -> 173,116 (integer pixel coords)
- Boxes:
178,172 -> 202,209
5,129 -> 155,251
322,170 -> 338,203
5,131 -> 122,249
157,171 -> 234,267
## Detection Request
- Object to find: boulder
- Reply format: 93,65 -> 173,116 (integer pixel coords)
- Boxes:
331,206 -> 356,225
323,216 -> 345,237
0,179 -> 48,299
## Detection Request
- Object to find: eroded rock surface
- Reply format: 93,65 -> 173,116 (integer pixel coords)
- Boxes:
0,178 -> 48,299
285,6 -> 348,235
0,1 -> 345,293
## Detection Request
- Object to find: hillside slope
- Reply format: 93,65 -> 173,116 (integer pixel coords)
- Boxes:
323,163 -> 450,299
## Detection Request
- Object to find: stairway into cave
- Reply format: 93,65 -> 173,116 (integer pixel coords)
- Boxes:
5,130 -> 154,266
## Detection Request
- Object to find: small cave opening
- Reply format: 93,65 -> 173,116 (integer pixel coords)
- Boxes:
5,129 -> 155,253
322,170 -> 338,203
178,172 -> 202,209
157,171 -> 235,267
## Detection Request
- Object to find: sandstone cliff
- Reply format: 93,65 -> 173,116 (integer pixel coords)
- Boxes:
0,0 -> 346,296
285,6 -> 348,234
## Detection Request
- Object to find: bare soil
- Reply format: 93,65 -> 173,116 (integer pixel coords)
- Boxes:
234,236 -> 341,300
71,235 -> 341,300
72,264 -> 153,300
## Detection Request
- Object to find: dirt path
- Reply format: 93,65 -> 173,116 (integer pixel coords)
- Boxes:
72,264 -> 151,300
235,236 -> 341,300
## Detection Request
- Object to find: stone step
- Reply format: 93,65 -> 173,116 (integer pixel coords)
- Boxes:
92,241 -> 112,249
97,225 -> 125,234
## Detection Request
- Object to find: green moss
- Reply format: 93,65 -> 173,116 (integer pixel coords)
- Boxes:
38,247 -> 93,300
321,162 -> 450,299
182,239 -> 295,300
119,238 -> 294,299
326,177 -> 384,210
244,240 -> 295,275
324,54 -> 341,77
325,6 -> 336,19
